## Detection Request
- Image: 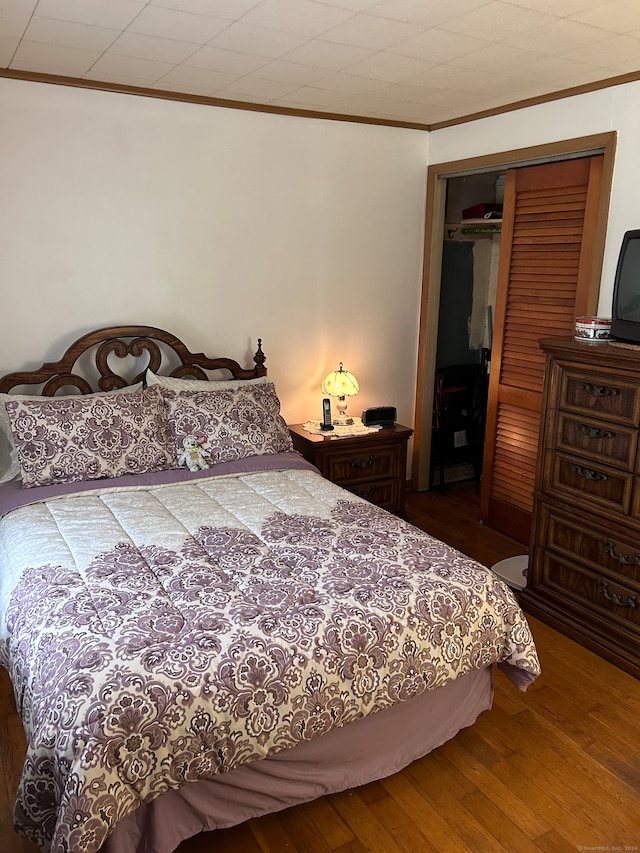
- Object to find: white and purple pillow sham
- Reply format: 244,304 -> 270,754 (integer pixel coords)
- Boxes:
0,384 -> 143,485
5,385 -> 174,488
163,381 -> 293,467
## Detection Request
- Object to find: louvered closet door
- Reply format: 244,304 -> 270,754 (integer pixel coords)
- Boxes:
480,156 -> 604,544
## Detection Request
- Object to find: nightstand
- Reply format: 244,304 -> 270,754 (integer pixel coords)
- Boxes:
288,423 -> 413,515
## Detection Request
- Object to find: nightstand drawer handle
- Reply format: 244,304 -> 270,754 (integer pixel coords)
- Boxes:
599,580 -> 637,609
350,454 -> 375,469
580,383 -> 618,398
604,541 -> 640,566
572,465 -> 608,482
575,424 -> 613,440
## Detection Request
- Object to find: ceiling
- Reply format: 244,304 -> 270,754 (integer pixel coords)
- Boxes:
3,0 -> 640,128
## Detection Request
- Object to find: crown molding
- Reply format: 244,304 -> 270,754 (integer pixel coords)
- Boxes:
2,67 -> 640,132
0,68 -> 430,132
428,70 -> 640,131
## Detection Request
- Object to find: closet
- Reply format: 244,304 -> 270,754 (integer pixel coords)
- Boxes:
431,172 -> 503,491
432,157 -> 607,548
415,132 -> 615,548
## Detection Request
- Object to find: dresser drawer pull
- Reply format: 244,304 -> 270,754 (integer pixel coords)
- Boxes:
604,541 -> 640,566
599,580 -> 637,609
575,424 -> 613,440
350,455 -> 375,469
579,383 -> 618,398
571,465 -> 608,482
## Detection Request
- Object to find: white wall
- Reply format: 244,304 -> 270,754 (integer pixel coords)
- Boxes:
429,80 -> 640,317
0,78 -> 429,427
5,76 -> 640,439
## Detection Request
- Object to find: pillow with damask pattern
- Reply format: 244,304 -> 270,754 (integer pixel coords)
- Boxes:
163,381 -> 292,468
0,383 -> 143,485
5,385 -> 173,487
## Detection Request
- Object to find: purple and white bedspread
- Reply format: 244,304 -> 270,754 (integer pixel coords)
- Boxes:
0,453 -> 540,852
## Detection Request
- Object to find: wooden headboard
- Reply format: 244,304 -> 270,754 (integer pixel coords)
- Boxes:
0,325 -> 266,394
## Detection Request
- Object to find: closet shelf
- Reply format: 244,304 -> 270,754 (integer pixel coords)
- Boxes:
444,221 -> 502,240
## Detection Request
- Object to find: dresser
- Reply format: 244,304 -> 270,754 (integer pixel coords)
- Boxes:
522,337 -> 640,678
288,423 -> 413,516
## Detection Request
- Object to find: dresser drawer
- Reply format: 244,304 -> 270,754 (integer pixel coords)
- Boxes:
537,550 -> 639,629
325,444 -> 401,485
543,504 -> 640,585
558,368 -> 640,425
545,450 -> 633,514
630,476 -> 640,520
555,412 -> 637,470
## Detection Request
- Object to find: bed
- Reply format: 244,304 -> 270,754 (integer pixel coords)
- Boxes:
0,325 -> 540,853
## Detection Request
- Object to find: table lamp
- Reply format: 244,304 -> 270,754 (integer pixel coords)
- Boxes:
322,363 -> 359,425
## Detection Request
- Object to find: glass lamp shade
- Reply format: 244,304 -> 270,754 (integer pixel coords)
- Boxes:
322,363 -> 359,425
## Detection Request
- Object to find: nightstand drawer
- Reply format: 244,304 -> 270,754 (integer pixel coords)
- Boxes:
342,479 -> 400,511
325,444 -> 400,485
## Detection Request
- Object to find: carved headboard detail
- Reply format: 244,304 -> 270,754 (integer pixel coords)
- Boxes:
0,325 -> 266,395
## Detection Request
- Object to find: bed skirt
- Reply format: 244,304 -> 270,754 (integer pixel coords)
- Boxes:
102,666 -> 494,853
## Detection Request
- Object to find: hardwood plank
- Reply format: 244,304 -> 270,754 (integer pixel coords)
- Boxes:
333,841 -> 368,853
584,738 -> 640,794
327,790 -> 404,853
404,765 -> 516,853
248,811 -> 298,853
355,780 -> 388,807
278,804 -> 334,853
441,734 -> 551,840
413,747 -> 477,801
542,641 -> 640,707
469,700 -> 524,756
491,674 -> 540,715
517,683 -> 598,748
398,748 -> 530,853
533,829 -> 578,853
500,710 -> 640,840
381,771 -> 481,853
485,749 -> 588,849
443,720 -> 505,771
360,792 -> 441,853
302,798 -> 354,851
458,789 -> 543,853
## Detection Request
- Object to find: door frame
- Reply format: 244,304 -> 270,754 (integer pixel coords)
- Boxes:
411,132 -> 617,492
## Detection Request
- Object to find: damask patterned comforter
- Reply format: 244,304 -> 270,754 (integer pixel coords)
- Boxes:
0,455 -> 540,853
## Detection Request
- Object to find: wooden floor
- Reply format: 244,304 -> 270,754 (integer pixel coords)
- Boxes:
1,481 -> 639,853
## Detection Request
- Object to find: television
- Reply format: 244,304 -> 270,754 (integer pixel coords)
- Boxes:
611,229 -> 640,344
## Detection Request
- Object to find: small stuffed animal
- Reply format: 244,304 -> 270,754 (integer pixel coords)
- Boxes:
177,435 -> 209,472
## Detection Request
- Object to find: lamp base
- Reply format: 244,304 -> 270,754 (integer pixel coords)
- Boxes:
333,416 -> 354,426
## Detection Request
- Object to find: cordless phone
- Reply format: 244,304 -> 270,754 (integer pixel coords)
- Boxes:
320,397 -> 334,430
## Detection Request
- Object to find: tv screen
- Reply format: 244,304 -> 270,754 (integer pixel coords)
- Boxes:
611,229 -> 640,343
